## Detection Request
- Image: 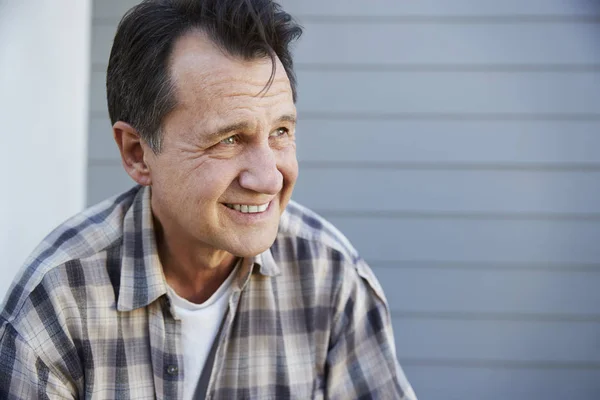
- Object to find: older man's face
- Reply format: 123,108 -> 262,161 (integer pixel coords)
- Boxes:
145,31 -> 298,258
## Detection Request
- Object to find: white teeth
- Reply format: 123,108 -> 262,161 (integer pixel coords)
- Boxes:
226,202 -> 270,213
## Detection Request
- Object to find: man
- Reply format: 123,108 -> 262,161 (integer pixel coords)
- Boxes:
0,0 -> 417,398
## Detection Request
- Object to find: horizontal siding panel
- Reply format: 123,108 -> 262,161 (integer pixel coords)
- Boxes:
295,23 -> 600,65
87,164 -> 133,204
296,120 -> 600,165
294,169 -> 600,214
91,25 -> 114,65
295,70 -> 600,115
89,118 -> 115,159
94,0 -> 600,20
93,0 -> 137,20
91,22 -> 600,65
90,118 -> 600,165
393,317 -> 600,362
90,72 -> 106,114
279,0 -> 600,17
87,165 -> 600,264
89,71 -> 600,114
405,365 -> 600,400
327,217 -> 600,264
373,267 -> 600,315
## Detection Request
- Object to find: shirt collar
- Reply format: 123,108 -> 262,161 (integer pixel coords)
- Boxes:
254,247 -> 281,277
117,186 -> 167,311
116,185 -> 281,311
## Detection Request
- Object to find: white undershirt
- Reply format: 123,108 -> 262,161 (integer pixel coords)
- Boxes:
167,262 -> 238,400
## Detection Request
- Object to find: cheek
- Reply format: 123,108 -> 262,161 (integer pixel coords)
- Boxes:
277,145 -> 298,183
192,160 -> 243,199
150,160 -> 209,206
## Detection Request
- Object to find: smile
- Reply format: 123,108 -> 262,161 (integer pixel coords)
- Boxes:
225,202 -> 270,213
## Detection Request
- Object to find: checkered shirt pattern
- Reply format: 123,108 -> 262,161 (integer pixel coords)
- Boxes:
0,185 -> 416,399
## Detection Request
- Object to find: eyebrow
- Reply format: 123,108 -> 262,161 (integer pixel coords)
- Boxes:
275,114 -> 297,125
208,114 -> 297,140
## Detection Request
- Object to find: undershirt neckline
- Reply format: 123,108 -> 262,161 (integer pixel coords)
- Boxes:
166,258 -> 241,312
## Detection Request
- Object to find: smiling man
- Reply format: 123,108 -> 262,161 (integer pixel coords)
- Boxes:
0,1 -> 416,399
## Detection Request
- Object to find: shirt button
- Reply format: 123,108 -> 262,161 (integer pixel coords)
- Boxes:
166,365 -> 179,376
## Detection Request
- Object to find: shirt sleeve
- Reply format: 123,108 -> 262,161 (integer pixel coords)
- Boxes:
325,258 -> 417,400
0,322 -> 76,400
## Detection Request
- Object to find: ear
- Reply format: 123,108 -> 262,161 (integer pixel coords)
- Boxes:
113,121 -> 152,186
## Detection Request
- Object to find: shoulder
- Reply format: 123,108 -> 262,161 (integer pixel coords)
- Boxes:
1,186 -> 139,325
278,199 -> 359,262
276,200 -> 387,303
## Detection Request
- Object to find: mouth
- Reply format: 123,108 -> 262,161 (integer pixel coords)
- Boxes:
224,202 -> 270,214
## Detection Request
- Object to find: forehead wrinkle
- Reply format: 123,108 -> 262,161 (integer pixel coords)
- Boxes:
223,88 -> 291,101
175,73 -> 291,114
208,75 -> 291,99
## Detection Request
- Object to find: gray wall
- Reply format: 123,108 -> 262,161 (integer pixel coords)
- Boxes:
88,1 -> 600,399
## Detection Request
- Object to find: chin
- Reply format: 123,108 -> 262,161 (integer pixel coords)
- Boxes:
231,231 -> 278,258
234,241 -> 274,258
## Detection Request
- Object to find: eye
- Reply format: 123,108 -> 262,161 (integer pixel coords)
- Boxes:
270,127 -> 289,138
220,135 -> 237,145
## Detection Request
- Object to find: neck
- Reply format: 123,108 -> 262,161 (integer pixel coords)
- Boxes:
154,217 -> 238,304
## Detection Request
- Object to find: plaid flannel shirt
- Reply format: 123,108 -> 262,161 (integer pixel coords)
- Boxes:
0,185 -> 416,399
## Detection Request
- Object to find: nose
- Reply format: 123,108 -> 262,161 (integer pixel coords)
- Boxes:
238,143 -> 283,195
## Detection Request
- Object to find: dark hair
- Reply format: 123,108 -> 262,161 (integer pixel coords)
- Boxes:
106,0 -> 302,152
